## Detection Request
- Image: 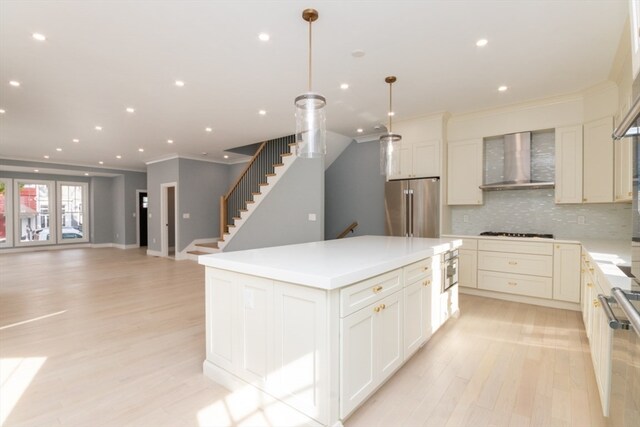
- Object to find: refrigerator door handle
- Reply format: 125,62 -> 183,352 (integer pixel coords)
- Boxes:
404,189 -> 410,236
409,189 -> 414,237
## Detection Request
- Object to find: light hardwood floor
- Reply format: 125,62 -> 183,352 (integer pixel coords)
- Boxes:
0,248 -> 606,427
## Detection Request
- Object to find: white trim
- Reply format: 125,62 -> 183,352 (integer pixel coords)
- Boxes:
459,287 -> 581,311
0,178 -> 13,248
135,189 -> 147,247
0,156 -> 146,173
1,243 -> 92,253
56,181 -> 89,244
160,182 -> 178,258
177,236 -> 220,260
146,249 -> 162,257
90,243 -> 113,248
145,153 -> 250,166
113,243 -> 139,250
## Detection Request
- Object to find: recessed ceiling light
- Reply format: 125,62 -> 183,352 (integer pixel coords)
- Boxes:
84,173 -> 89,176
138,148 -> 144,152
175,80 -> 185,87
351,49 -> 365,58
116,155 -> 122,159
0,109 -> 5,114
258,110 -> 267,115
388,111 -> 395,116
476,39 -> 488,47
201,152 -> 208,156
356,128 -> 363,133
9,80 -> 20,87
32,33 -> 46,41
498,85 -> 508,92
258,33 -> 270,41
34,169 -> 39,173
56,147 -> 62,152
224,155 -> 229,159
167,139 -> 173,144
99,161 -> 104,165
205,127 -> 212,132
95,125 -> 102,131
43,155 -> 49,159
72,138 -> 79,143
126,107 -> 135,113
340,83 -> 349,90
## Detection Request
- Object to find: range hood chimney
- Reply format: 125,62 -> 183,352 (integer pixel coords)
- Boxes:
479,132 -> 555,191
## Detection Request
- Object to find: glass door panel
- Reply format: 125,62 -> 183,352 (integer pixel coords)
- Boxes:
15,180 -> 55,245
0,178 -> 12,247
57,182 -> 88,242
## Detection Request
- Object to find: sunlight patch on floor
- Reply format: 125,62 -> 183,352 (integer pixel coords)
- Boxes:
0,310 -> 67,330
0,357 -> 47,426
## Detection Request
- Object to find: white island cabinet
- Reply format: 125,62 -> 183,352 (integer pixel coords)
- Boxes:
199,236 -> 461,427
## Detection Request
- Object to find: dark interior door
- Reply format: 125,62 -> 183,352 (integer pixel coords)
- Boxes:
138,192 -> 148,246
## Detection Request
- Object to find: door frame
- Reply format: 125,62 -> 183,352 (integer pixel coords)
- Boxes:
160,182 -> 178,258
135,189 -> 147,247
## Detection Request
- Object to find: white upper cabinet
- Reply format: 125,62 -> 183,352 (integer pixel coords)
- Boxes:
583,117 -> 614,203
447,138 -> 483,205
631,0 -> 640,79
615,136 -> 633,202
555,125 -> 583,204
389,140 -> 441,180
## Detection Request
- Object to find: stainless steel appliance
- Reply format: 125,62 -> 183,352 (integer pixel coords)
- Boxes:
480,231 -> 554,239
442,249 -> 458,292
384,178 -> 439,237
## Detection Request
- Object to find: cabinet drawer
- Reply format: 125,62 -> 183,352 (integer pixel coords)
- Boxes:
460,238 -> 478,250
478,270 -> 552,299
403,258 -> 432,284
478,251 -> 552,277
478,240 -> 553,255
340,269 -> 403,317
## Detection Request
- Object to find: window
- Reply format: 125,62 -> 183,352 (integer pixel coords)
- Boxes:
15,180 -> 56,246
57,182 -> 89,243
0,178 -> 13,248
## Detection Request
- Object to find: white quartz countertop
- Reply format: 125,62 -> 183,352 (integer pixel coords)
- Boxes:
198,236 -> 462,290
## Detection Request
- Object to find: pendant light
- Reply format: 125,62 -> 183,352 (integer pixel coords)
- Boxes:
380,76 -> 401,176
295,8 -> 327,159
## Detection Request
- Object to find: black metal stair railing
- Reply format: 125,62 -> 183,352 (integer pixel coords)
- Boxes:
220,135 -> 294,237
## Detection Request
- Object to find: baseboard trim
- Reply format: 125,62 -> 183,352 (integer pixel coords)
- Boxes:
1,243 -> 92,253
146,249 -> 163,257
113,244 -> 139,250
202,360 -> 325,427
459,287 -> 581,311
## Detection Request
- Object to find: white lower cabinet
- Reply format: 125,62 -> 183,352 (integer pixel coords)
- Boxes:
403,274 -> 435,357
340,291 -> 404,418
552,243 -> 581,303
458,249 -> 477,288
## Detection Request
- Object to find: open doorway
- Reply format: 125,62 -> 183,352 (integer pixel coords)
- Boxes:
160,183 -> 177,258
136,190 -> 148,247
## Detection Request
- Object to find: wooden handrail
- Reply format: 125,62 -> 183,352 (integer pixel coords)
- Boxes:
224,140 -> 268,200
337,222 -> 358,239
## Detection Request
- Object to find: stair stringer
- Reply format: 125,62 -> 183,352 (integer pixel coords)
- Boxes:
217,151 -> 298,251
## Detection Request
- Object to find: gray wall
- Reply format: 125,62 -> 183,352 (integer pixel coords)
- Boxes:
146,159 -> 179,252
91,177 -> 114,244
325,141 -> 386,240
224,157 -> 324,252
178,158 -> 229,251
227,161 -> 248,188
0,159 -> 147,248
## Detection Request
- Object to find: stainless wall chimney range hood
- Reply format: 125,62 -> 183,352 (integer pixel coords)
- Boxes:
479,131 -> 555,191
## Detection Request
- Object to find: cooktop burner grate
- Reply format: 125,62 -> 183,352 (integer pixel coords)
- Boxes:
480,231 -> 554,239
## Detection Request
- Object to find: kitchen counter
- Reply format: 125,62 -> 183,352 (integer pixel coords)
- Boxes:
198,235 -> 461,289
444,234 -> 637,293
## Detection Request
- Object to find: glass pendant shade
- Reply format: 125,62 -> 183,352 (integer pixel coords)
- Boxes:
380,133 -> 402,177
295,93 -> 327,158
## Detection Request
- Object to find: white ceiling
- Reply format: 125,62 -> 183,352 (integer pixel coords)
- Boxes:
0,0 -> 629,171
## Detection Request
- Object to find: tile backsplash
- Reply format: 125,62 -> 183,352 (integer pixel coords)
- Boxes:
450,189 -> 631,240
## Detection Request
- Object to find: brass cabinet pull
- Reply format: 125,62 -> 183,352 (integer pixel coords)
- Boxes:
423,279 -> 431,286
587,282 -> 593,288
423,266 -> 430,272
374,306 -> 381,313
508,261 -> 518,265
593,298 -> 600,308
629,191 -> 633,196
381,304 -> 386,310
583,198 -> 587,202
508,281 -> 518,286
589,267 -> 594,273
372,285 -> 383,293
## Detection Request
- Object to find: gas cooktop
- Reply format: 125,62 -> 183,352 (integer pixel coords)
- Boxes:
480,231 -> 554,239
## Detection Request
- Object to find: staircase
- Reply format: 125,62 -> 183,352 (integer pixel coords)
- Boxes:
187,135 -> 297,259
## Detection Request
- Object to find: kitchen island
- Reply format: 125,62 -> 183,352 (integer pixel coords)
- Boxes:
198,235 -> 462,427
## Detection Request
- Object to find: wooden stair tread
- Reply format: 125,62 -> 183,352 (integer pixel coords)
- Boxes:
228,224 -> 236,228
273,163 -> 284,167
265,173 -> 276,177
288,142 -> 296,147
252,192 -> 261,196
246,201 -> 255,204
258,182 -> 269,186
196,242 -> 219,249
232,216 -> 241,220
281,152 -> 293,157
239,209 -> 248,212
187,250 -> 208,255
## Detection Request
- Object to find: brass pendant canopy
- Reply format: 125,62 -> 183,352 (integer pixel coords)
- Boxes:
295,8 -> 327,159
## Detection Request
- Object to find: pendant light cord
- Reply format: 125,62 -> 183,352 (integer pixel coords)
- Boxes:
388,81 -> 393,132
308,20 -> 312,93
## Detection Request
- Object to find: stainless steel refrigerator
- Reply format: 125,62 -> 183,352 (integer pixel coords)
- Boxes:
384,178 -> 440,237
